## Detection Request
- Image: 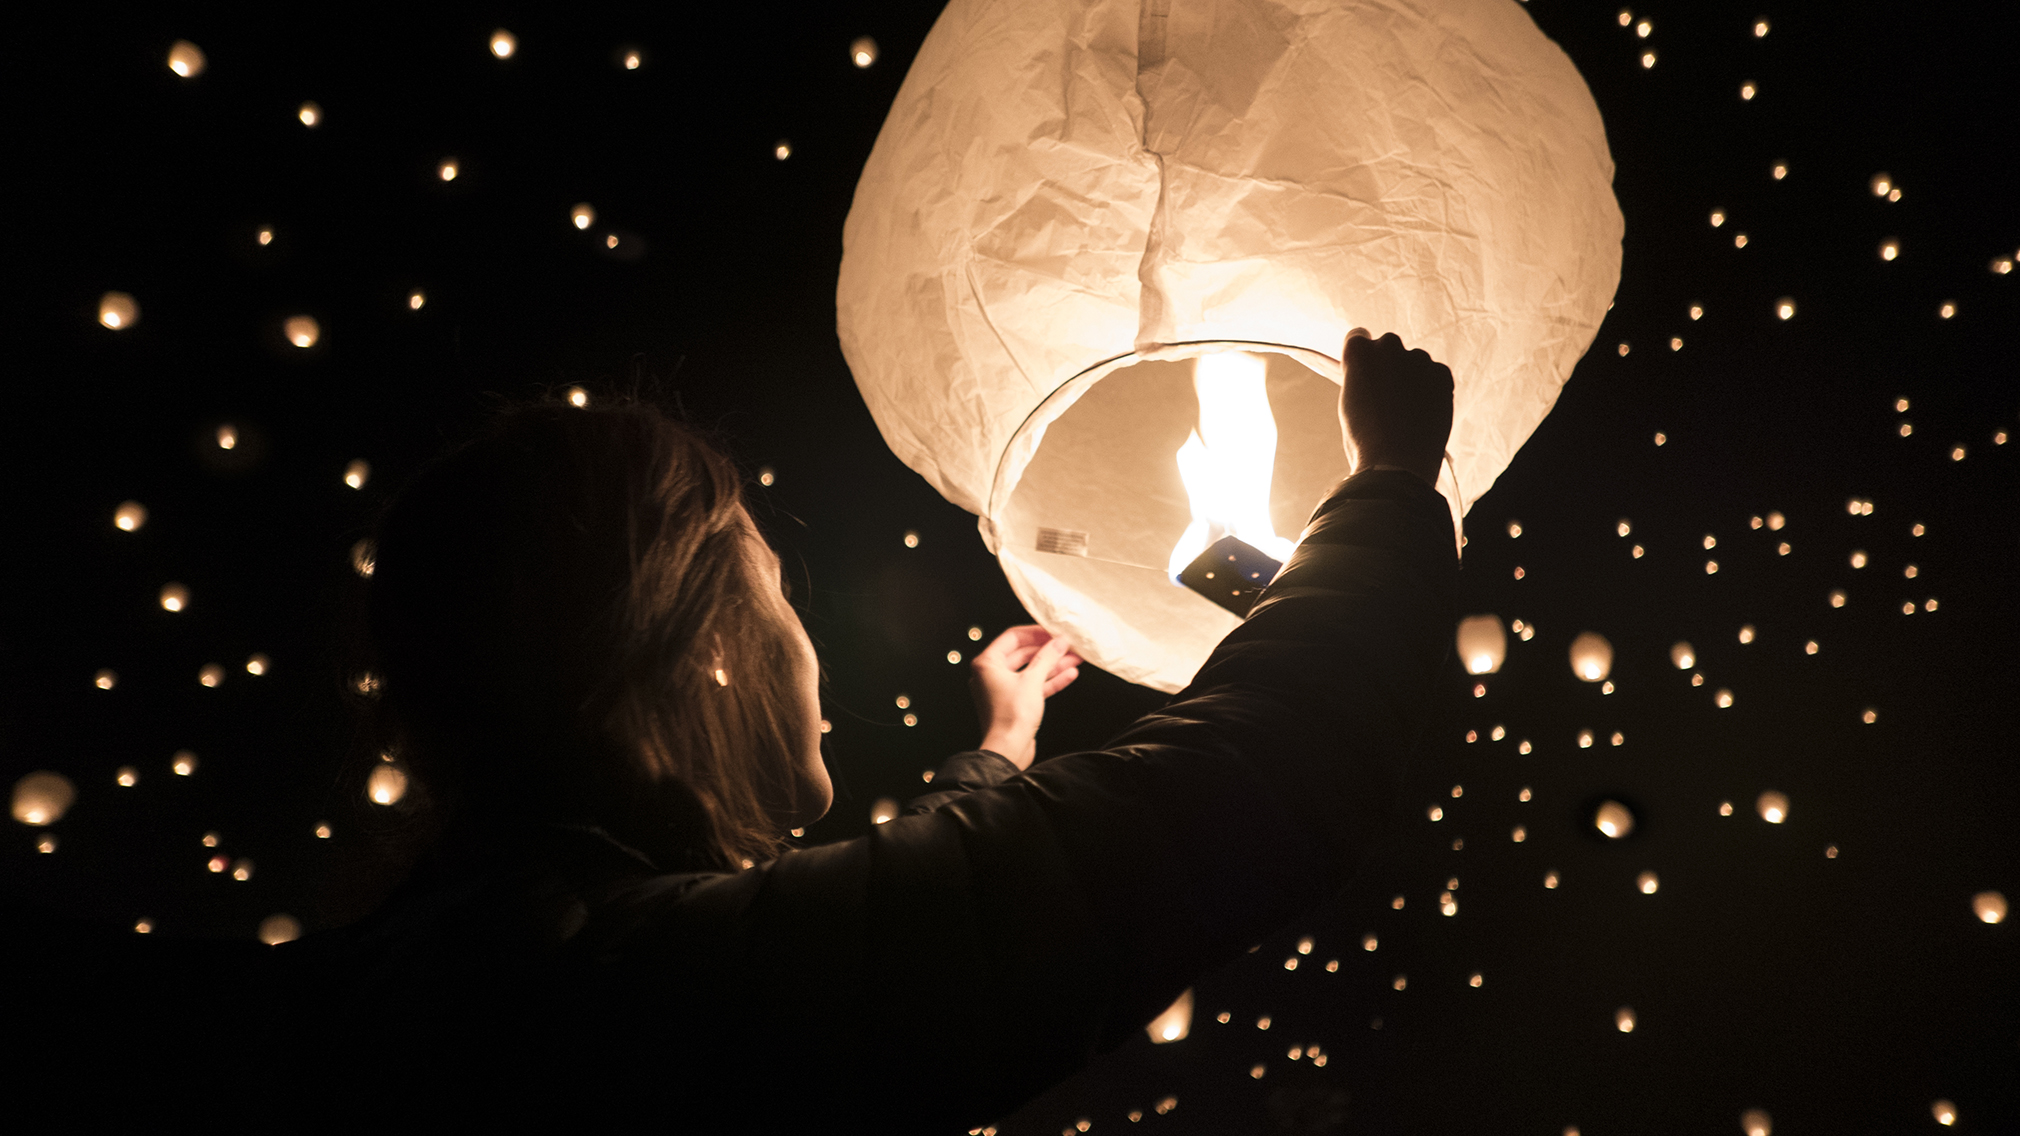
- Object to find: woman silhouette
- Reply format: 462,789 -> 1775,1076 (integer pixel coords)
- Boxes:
273,330 -> 1456,1132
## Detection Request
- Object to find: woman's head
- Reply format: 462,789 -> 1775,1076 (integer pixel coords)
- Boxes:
365,398 -> 829,870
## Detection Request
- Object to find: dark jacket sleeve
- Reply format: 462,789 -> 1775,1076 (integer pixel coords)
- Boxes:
906,750 -> 1021,814
573,469 -> 1457,1130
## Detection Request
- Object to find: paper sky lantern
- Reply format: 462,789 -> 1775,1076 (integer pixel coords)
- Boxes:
11,772 -> 76,826
839,0 -> 1621,690
1145,987 -> 1193,1044
1456,615 -> 1508,675
1569,632 -> 1614,683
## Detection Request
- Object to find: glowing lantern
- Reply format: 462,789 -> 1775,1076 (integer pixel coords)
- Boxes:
1146,987 -> 1193,1043
490,29 -> 517,59
1614,1007 -> 1636,1033
1741,1108 -> 1772,1136
159,583 -> 189,612
367,762 -> 409,806
98,292 -> 139,330
1932,1100 -> 1957,1126
438,159 -> 459,182
114,501 -> 147,531
167,40 -> 206,78
1974,891 -> 2007,924
1457,615 -> 1508,675
1594,801 -> 1634,839
849,36 -> 878,68
1636,871 -> 1658,894
870,798 -> 899,824
11,772 -> 76,826
1670,641 -> 1694,669
839,0 -> 1621,691
116,767 -> 138,787
172,750 -> 198,776
344,460 -> 371,489
1591,800 -> 1640,836
259,914 -> 302,946
1756,791 -> 1789,824
774,140 -> 792,161
571,203 -> 596,230
285,315 -> 320,348
298,101 -> 322,127
1569,633 -> 1614,682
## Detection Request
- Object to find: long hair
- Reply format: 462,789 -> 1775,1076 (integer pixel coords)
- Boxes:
363,397 -> 811,870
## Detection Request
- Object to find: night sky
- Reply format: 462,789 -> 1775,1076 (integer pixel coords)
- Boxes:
6,1 -> 2017,1131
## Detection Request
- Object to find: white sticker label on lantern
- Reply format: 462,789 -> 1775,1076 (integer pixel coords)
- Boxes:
1035,528 -> 1090,556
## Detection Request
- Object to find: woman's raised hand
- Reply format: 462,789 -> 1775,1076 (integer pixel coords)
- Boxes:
968,625 -> 1082,770
1338,328 -> 1455,486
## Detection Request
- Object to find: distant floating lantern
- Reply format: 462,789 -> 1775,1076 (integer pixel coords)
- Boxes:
1938,302 -> 1957,320
1756,791 -> 1789,824
216,424 -> 239,449
567,386 -> 589,408
1715,688 -> 1734,708
95,670 -> 118,690
11,772 -> 77,826
160,583 -> 189,612
490,29 -> 517,59
408,290 -> 427,311
1146,987 -> 1193,1044
1738,625 -> 1755,644
849,36 -> 878,68
438,159 -> 459,182
298,101 -> 322,127
284,315 -> 321,348
116,767 -> 137,787
1974,891 -> 2007,924
1741,1108 -> 1772,1136
1880,239 -> 1899,261
622,50 -> 642,70
351,538 -> 376,578
259,914 -> 302,946
1594,800 -> 1634,839
1569,632 -> 1614,682
1614,1007 -> 1636,1033
1932,1100 -> 1957,1126
1752,18 -> 1770,37
870,797 -> 899,824
1636,871 -> 1659,895
1634,19 -> 1651,36
774,140 -> 792,161
367,762 -> 409,806
839,0 -> 1621,691
571,203 -> 596,230
344,459 -> 370,489
231,858 -> 255,881
167,40 -> 207,78
1869,173 -> 1893,197
1456,615 -> 1508,675
172,750 -> 198,776
1740,81 -> 1757,100
1775,297 -> 1796,320
114,501 -> 148,531
99,292 -> 139,330
198,664 -> 225,688
1770,162 -> 1787,180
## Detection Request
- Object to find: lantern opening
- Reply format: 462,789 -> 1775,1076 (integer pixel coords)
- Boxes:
987,344 -> 1348,690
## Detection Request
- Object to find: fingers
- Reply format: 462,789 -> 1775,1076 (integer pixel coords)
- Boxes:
1041,665 -> 1080,698
976,624 -> 1047,665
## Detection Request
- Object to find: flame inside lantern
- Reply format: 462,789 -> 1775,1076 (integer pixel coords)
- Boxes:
1167,353 -> 1296,581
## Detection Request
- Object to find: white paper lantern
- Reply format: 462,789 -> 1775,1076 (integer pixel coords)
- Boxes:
839,0 -> 1621,690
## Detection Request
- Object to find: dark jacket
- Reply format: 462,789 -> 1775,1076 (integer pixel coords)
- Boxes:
266,468 -> 1456,1131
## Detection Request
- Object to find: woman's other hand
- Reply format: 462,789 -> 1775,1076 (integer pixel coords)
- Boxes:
1338,328 -> 1455,486
969,626 -> 1082,770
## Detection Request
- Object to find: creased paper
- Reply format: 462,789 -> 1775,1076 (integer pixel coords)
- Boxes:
839,0 -> 1622,691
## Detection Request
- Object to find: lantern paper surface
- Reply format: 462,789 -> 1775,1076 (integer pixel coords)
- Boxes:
838,0 -> 1621,690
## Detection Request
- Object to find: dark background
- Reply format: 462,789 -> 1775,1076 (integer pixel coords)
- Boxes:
3,1 -> 2015,1131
